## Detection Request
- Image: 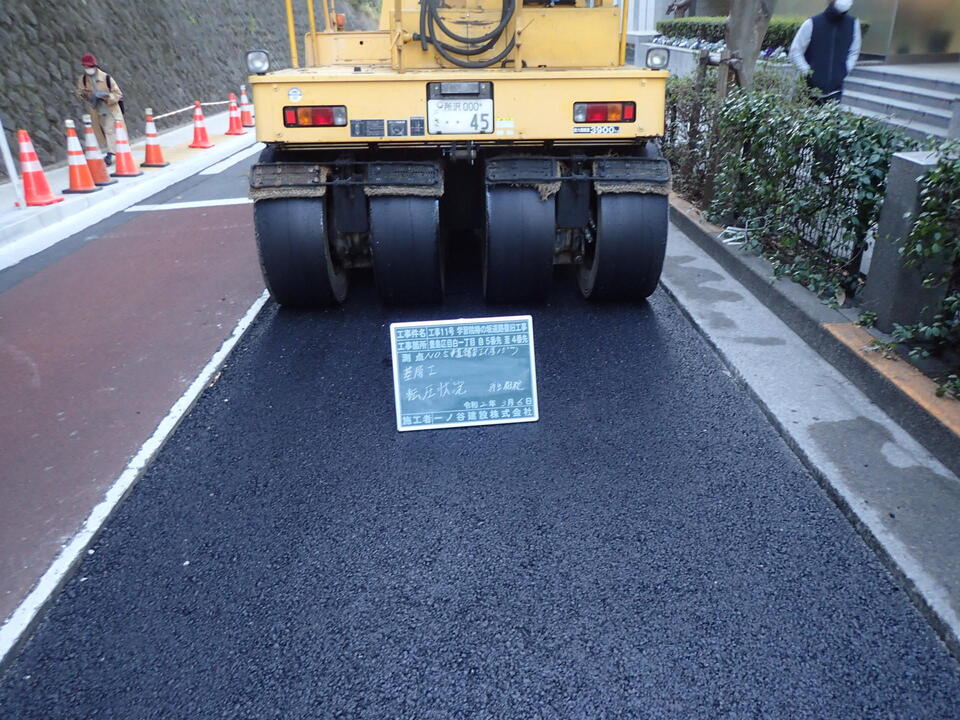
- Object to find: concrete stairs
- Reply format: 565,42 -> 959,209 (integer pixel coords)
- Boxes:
842,65 -> 959,142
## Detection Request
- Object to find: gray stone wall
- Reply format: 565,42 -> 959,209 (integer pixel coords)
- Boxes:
0,0 -> 375,178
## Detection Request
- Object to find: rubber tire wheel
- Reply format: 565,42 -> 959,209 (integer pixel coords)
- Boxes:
369,196 -> 444,305
578,192 -> 668,301
484,187 -> 556,303
254,197 -> 348,308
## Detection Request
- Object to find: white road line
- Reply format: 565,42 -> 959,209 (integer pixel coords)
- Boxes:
199,143 -> 264,175
0,289 -> 270,667
125,198 -> 253,212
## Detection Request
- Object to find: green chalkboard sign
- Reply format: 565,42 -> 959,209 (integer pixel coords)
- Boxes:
390,315 -> 540,431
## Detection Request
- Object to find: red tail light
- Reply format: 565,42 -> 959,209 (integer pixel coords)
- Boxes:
573,102 -> 637,123
283,105 -> 347,127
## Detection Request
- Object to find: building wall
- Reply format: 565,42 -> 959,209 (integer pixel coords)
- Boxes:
0,0 -> 374,177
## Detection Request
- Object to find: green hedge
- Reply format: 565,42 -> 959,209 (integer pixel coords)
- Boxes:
664,68 -> 913,300
656,15 -> 808,49
665,69 -> 953,397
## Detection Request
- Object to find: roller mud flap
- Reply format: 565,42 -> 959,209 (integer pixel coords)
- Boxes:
363,162 -> 444,198
593,157 -> 672,196
485,157 -> 561,201
249,162 -> 330,201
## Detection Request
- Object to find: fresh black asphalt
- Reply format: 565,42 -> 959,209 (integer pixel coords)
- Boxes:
2,215 -> 960,717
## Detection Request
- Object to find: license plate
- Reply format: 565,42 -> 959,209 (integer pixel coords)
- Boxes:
427,99 -> 494,134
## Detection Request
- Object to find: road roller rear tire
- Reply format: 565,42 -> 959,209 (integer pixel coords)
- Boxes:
483,187 -> 556,304
369,196 -> 444,305
253,197 -> 348,308
578,192 -> 667,301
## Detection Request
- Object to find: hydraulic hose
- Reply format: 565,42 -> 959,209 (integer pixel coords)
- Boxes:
413,27 -> 505,56
428,0 -> 514,45
415,0 -> 517,68
431,32 -> 517,67
419,0 -> 429,51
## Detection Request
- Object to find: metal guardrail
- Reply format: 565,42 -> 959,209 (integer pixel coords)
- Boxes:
153,100 -> 231,121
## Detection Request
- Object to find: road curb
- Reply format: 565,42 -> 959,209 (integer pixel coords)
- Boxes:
668,196 -> 960,480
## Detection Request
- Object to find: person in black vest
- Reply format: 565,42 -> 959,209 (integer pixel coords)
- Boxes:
788,0 -> 862,103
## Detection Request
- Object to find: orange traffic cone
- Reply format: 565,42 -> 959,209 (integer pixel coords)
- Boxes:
188,101 -> 214,149
225,94 -> 246,136
63,120 -> 100,194
240,85 -> 254,127
111,119 -> 142,177
81,114 -> 116,186
141,108 -> 169,167
16,129 -> 63,207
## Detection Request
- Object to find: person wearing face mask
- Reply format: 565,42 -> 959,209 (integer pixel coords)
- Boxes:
74,53 -> 125,166
788,0 -> 862,103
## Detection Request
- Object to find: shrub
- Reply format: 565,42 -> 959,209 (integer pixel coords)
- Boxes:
709,93 -> 911,298
664,65 -> 805,205
665,68 -> 914,300
655,15 -> 867,50
656,15 -> 807,49
663,71 -> 722,203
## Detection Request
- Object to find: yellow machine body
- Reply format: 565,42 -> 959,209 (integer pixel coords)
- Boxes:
249,0 -> 667,148
246,0 -> 672,308
251,67 -> 666,145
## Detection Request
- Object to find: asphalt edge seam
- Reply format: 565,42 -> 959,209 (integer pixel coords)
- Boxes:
0,291 -> 270,672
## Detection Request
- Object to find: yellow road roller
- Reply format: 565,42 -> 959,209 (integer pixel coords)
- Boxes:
246,0 -> 671,306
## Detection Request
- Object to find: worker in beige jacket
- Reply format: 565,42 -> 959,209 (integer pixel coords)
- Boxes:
75,53 -> 124,165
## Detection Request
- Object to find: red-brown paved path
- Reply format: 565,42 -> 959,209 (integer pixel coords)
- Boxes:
0,200 -> 263,621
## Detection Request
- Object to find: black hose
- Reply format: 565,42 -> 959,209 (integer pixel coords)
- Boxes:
419,0 -> 428,51
427,0 -> 514,45
431,31 -> 516,67
419,0 -> 517,69
412,31 -> 504,56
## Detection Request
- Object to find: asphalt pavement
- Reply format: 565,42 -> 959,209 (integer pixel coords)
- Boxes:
1,235 -> 959,717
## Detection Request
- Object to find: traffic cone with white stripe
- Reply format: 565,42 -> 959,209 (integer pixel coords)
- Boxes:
81,114 -> 116,186
240,85 -> 254,127
63,120 -> 100,194
225,93 -> 246,136
188,101 -> 214,149
16,129 -> 63,206
141,108 -> 169,167
110,119 -> 142,177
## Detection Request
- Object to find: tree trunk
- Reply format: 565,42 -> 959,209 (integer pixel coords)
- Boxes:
724,0 -> 773,90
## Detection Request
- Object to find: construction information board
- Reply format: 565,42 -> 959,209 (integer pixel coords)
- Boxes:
390,315 -> 539,432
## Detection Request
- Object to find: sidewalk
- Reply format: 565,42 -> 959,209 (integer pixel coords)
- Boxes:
0,111 -> 259,271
